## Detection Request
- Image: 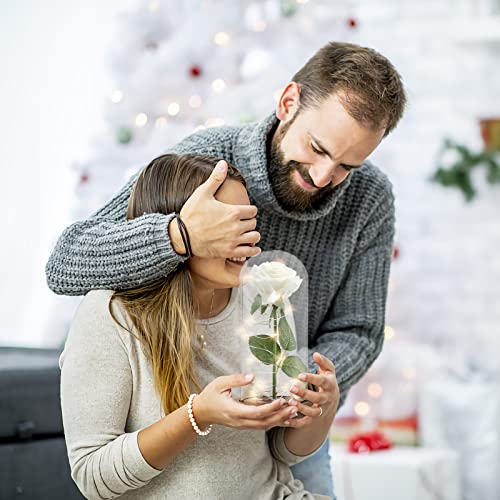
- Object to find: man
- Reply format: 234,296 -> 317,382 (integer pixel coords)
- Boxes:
46,41 -> 406,498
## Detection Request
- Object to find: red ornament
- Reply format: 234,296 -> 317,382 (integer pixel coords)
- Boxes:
79,173 -> 89,185
393,245 -> 399,260
189,65 -> 202,78
348,430 -> 392,454
347,18 -> 357,28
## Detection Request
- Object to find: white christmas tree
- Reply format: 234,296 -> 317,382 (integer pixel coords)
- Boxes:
73,0 -> 360,219
63,1 -> 415,435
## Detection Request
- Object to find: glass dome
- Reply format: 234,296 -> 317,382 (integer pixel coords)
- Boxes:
233,250 -> 310,406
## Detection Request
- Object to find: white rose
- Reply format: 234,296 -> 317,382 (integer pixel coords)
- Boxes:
245,261 -> 303,306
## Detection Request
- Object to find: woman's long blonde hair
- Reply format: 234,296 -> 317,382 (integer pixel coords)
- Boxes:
108,153 -> 247,416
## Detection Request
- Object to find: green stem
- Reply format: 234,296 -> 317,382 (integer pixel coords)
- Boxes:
273,364 -> 277,399
272,309 -> 277,399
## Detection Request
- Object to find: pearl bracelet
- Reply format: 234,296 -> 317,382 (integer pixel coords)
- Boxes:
188,393 -> 213,436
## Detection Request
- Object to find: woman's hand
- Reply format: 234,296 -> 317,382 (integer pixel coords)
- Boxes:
282,352 -> 340,428
194,373 -> 299,431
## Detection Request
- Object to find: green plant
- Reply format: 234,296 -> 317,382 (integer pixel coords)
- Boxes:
431,138 -> 500,201
248,294 -> 307,399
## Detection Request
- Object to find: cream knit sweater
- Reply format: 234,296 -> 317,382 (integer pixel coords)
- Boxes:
59,288 -> 330,500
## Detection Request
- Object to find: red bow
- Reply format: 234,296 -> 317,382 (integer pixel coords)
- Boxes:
348,430 -> 393,453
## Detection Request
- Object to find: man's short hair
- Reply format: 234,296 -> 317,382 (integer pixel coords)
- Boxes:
292,41 -> 407,137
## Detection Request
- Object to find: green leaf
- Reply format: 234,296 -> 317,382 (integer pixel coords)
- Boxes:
486,157 -> 500,183
260,304 -> 269,315
431,138 -> 500,202
249,335 -> 281,365
278,316 -> 296,351
251,294 -> 262,315
281,355 -> 308,378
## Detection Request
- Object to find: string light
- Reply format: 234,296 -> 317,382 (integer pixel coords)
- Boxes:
214,32 -> 231,47
135,113 -> 148,127
384,325 -> 395,341
354,401 -> 370,416
252,20 -> 267,32
205,117 -> 225,127
111,90 -> 123,103
211,79 -> 226,92
167,102 -> 180,116
275,352 -> 287,367
367,383 -> 383,398
402,367 -> 416,380
189,95 -> 202,108
155,117 -> 167,127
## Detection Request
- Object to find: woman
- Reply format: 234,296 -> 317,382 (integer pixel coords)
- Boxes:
59,153 -> 337,499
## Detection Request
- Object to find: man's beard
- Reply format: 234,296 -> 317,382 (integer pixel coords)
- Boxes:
268,119 -> 336,212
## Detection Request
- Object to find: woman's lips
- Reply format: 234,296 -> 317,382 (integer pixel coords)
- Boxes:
294,169 -> 318,192
226,259 -> 246,267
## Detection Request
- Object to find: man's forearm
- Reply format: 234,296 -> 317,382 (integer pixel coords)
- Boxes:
46,212 -> 188,295
283,407 -> 335,457
45,131 -> 219,296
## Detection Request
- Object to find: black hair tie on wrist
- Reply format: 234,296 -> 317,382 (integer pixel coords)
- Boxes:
177,216 -> 193,258
175,213 -> 193,258
174,213 -> 190,257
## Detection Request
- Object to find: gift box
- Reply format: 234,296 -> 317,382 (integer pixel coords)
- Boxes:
331,415 -> 418,447
330,444 -> 460,500
419,376 -> 500,500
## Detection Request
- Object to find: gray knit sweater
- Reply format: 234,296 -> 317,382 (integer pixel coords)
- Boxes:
46,111 -> 395,405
